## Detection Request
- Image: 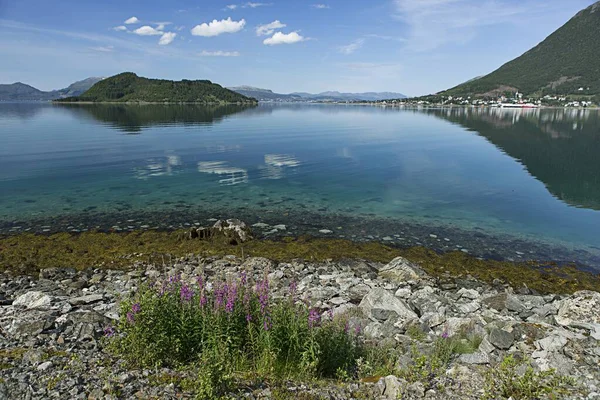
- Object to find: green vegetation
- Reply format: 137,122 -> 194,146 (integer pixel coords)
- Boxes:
442,2 -> 600,97
1,231 -> 599,294
55,103 -> 254,133
106,274 -> 363,398
56,72 -> 257,104
398,331 -> 481,384
426,108 -> 600,210
483,355 -> 575,400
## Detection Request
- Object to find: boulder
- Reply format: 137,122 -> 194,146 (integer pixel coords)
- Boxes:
488,328 -> 514,350
68,294 -> 104,306
535,335 -> 568,352
212,219 -> 253,243
556,290 -> 600,340
13,291 -> 53,310
458,352 -> 490,364
376,257 -> 426,283
360,288 -> 418,322
481,293 -> 507,311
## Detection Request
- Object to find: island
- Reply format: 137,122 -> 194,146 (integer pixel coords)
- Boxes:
54,72 -> 257,104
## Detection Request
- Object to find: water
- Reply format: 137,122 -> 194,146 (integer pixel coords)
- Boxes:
1,103 -> 599,268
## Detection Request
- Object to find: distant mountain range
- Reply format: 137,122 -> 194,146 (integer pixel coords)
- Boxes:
0,77 -> 104,101
228,86 -> 406,102
441,1 -> 600,98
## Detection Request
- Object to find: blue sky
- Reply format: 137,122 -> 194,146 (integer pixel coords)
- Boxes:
0,0 -> 596,96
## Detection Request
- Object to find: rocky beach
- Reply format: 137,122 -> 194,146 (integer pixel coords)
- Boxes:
0,221 -> 599,399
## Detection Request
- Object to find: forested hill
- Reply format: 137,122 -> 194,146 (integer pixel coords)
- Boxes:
57,73 -> 257,104
441,1 -> 600,98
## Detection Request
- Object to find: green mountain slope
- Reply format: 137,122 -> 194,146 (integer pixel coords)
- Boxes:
442,1 -> 600,98
58,72 -> 256,104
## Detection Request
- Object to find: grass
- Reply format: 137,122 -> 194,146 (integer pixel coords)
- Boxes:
483,355 -> 576,400
1,230 -> 599,294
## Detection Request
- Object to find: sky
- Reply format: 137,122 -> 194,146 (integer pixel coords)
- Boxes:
0,0 -> 597,96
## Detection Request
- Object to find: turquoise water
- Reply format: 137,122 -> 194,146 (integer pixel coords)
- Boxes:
1,103 -> 599,267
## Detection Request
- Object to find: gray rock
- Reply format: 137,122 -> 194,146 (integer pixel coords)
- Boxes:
458,352 -> 490,364
478,337 -> 495,354
488,328 -> 514,350
556,291 -> 600,339
506,294 -> 527,313
382,375 -> 404,399
37,361 -> 52,371
536,335 -> 568,352
360,288 -> 418,322
376,256 -> 426,283
457,288 -> 480,300
68,294 -> 104,306
482,293 -> 507,311
212,218 -> 253,243
13,291 -> 53,310
406,381 -> 425,398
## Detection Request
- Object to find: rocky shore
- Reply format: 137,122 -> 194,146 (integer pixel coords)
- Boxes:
1,252 -> 599,399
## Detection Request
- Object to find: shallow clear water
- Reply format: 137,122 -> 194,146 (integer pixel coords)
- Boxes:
1,103 -> 599,267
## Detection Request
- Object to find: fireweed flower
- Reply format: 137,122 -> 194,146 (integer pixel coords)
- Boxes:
441,330 -> 449,339
246,313 -> 252,322
256,277 -> 270,315
131,303 -> 141,314
263,314 -> 272,331
103,326 -> 115,337
180,284 -> 193,303
225,283 -> 238,313
308,308 -> 321,328
240,271 -> 247,286
200,294 -> 207,307
196,276 -> 204,291
215,284 -> 226,310
327,309 -> 334,321
126,311 -> 135,325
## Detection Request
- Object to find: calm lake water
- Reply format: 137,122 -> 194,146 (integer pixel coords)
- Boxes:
1,103 -> 599,268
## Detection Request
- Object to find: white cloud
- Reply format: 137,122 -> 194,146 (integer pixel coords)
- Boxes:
155,22 -> 171,31
394,0 -> 530,51
113,26 -> 127,31
245,2 -> 268,7
312,4 -> 330,9
124,16 -> 139,24
191,17 -> 246,37
226,4 -> 238,9
199,50 -> 240,57
256,20 -> 286,36
133,25 -> 163,36
158,32 -> 176,45
89,45 -> 114,52
263,31 -> 306,45
338,38 -> 364,54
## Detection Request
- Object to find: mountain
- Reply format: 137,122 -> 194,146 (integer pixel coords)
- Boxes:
59,72 -> 256,104
0,83 -> 53,101
227,86 -> 303,102
441,1 -> 600,98
57,77 -> 104,97
228,86 -> 406,102
0,77 -> 103,101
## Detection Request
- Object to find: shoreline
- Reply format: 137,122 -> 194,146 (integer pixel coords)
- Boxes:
2,207 -> 599,271
1,221 -> 599,295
